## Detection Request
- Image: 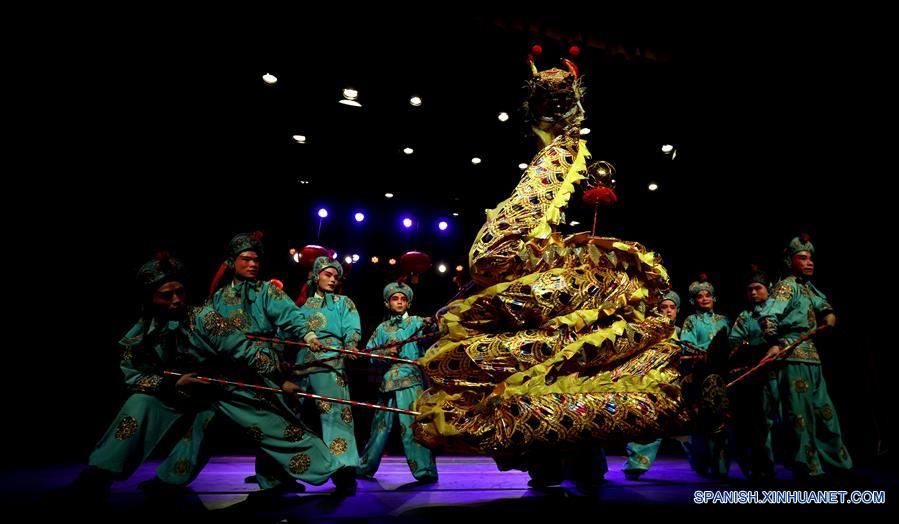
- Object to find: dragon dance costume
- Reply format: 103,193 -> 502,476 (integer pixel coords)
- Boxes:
411,58 -> 711,472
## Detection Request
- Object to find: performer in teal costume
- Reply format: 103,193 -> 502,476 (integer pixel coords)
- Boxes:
357,282 -> 437,482
759,235 -> 852,478
292,256 -> 362,491
69,253 -> 353,499
680,275 -> 730,478
623,290 -> 681,479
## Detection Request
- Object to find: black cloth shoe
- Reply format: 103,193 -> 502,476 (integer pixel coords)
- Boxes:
415,475 -> 438,484
331,466 -> 357,496
138,476 -> 188,496
624,469 -> 644,481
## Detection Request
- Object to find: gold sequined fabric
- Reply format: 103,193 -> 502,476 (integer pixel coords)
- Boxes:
202,310 -> 239,337
329,437 -> 348,456
413,124 -> 693,458
284,424 -> 305,442
115,416 -> 139,440
289,453 -> 311,474
341,406 -> 354,424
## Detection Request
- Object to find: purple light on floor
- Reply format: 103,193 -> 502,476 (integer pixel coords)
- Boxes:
9,454 -> 793,511
403,218 -> 413,228
318,208 -> 329,218
438,220 -> 449,231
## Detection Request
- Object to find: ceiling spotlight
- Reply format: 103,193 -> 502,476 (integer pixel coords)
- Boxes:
518,163 -> 528,170
371,256 -> 379,264
388,258 -> 397,265
452,212 -> 459,217
402,218 -> 413,228
497,112 -> 509,122
403,147 -> 414,155
352,254 -> 360,263
661,144 -> 674,153
648,183 -> 659,191
438,220 -> 448,231
437,264 -> 447,273
455,265 -> 464,272
345,256 -> 353,264
410,96 -> 422,106
385,193 -> 394,199
569,221 -> 580,226
580,127 -> 591,135
262,73 -> 277,84
292,135 -> 306,144
354,212 -> 365,222
471,157 -> 482,165
318,208 -> 329,218
339,88 -> 361,107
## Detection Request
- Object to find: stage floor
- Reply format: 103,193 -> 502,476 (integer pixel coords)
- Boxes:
3,455 -> 893,521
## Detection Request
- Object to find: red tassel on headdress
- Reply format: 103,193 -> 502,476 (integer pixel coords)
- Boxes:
251,230 -> 264,241
568,45 -> 581,57
699,273 -> 708,283
750,264 -> 760,272
531,44 -> 543,56
209,262 -> 229,299
269,278 -> 284,289
801,232 -> 811,242
154,251 -> 173,272
294,282 -> 310,307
